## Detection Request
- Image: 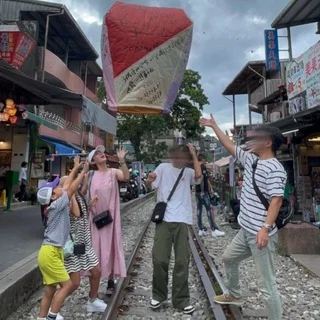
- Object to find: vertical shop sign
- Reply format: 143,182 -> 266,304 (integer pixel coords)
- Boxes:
0,25 -> 36,69
304,41 -> 320,109
264,29 -> 280,72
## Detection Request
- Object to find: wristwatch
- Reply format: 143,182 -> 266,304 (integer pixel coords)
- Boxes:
262,223 -> 272,232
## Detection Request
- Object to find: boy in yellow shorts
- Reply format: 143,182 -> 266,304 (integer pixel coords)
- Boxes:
37,157 -> 88,320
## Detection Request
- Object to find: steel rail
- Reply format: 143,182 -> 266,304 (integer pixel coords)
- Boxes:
102,217 -> 151,320
188,229 -> 228,320
190,225 -> 243,320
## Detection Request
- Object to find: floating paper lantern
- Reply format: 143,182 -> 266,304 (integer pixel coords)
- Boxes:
21,111 -> 28,119
101,1 -> 193,114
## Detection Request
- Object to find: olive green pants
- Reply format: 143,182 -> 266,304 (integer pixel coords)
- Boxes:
152,221 -> 190,309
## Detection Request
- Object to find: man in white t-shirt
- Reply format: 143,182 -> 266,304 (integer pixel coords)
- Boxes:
200,114 -> 286,320
146,144 -> 202,315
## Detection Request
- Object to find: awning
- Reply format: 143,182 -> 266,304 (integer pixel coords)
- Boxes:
267,106 -> 320,131
40,137 -> 80,156
257,89 -> 281,106
215,156 -> 232,167
82,97 -> 117,135
25,111 -> 58,130
271,0 -> 320,29
0,60 -> 83,108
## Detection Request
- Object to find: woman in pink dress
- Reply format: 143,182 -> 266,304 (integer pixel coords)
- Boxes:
82,145 -> 129,291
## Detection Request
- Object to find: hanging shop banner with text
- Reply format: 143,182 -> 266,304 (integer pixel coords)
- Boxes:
286,41 -> 320,112
304,41 -> 320,109
264,29 -> 280,72
101,1 -> 193,114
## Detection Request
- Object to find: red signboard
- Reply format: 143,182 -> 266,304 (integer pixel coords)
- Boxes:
0,25 -> 36,69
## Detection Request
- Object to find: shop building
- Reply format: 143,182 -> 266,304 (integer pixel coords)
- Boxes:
0,0 -> 117,186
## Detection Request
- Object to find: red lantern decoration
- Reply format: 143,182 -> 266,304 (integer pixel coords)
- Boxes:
9,116 -> 17,124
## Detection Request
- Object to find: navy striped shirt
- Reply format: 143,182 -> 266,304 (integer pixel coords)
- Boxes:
235,147 -> 287,235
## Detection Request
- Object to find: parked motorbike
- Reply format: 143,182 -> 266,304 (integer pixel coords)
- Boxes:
119,179 -> 139,202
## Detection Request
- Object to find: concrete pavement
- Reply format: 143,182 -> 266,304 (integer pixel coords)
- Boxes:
0,205 -> 43,272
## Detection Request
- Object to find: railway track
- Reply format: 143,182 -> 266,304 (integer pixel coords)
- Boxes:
102,218 -> 243,320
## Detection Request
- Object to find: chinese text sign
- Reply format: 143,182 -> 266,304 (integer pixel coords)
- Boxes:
264,29 -> 280,72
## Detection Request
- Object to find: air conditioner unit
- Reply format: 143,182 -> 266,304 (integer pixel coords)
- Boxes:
270,112 -> 281,122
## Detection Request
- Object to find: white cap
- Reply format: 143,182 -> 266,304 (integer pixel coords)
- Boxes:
37,176 -> 60,205
37,187 -> 53,205
87,145 -> 105,163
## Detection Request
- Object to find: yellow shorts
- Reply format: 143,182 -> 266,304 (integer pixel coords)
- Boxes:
38,245 -> 70,285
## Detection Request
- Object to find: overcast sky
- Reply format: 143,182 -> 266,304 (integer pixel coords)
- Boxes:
46,0 -> 319,133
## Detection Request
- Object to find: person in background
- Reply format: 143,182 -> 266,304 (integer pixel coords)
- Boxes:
81,146 -> 129,292
196,154 -> 225,237
17,161 -> 28,202
229,177 -> 243,222
146,144 -> 202,315
200,114 -> 286,320
57,177 -> 107,314
36,157 -> 88,320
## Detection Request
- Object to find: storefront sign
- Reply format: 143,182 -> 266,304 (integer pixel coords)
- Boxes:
286,55 -> 306,100
264,29 -> 280,72
304,42 -> 320,109
0,25 -> 36,69
286,41 -> 320,112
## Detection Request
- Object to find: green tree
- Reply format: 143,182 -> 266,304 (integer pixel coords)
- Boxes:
98,69 -> 209,162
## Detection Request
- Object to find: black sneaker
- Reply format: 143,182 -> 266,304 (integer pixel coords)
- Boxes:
183,305 -> 195,314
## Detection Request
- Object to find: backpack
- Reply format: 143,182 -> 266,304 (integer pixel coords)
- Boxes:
252,160 -> 294,229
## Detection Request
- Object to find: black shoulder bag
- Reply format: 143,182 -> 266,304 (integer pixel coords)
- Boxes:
151,167 -> 185,223
252,160 -> 293,229
88,170 -> 113,229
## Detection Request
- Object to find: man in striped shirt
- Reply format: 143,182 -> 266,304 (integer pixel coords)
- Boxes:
200,114 -> 286,320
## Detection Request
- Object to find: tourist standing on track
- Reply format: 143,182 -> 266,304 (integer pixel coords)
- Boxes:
200,114 -> 286,320
196,154 -> 225,237
59,175 -> 106,314
36,157 -> 88,320
146,144 -> 202,315
82,145 -> 129,292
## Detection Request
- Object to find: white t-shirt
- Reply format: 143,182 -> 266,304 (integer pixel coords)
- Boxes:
19,167 -> 27,182
152,163 -> 201,225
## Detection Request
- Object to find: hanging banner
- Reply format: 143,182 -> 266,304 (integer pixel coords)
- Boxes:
0,25 -> 36,69
286,55 -> 306,100
264,29 -> 280,72
101,1 -> 193,114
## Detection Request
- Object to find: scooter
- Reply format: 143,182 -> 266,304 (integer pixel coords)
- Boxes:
119,181 -> 134,202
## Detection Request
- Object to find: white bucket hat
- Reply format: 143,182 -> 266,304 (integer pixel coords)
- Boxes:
87,145 -> 106,163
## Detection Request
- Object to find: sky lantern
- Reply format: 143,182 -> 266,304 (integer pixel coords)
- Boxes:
101,1 -> 193,114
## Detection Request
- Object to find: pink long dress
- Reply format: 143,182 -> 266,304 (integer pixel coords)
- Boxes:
88,169 -> 126,279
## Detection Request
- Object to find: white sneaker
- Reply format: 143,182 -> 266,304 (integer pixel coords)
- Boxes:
48,310 -> 64,320
150,298 -> 163,309
212,229 -> 225,237
56,314 -> 64,320
198,230 -> 206,236
86,298 -> 107,313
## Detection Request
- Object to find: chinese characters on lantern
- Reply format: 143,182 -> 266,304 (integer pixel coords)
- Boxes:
264,29 -> 280,72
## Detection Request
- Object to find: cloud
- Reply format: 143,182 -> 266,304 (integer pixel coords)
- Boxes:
39,0 -> 319,133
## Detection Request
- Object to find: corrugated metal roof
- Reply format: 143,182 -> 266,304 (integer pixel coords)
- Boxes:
272,0 -> 320,29
1,0 -> 60,21
0,0 -> 99,60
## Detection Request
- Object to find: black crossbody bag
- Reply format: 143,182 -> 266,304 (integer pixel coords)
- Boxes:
252,160 -> 293,229
151,167 -> 185,223
88,171 -> 113,229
